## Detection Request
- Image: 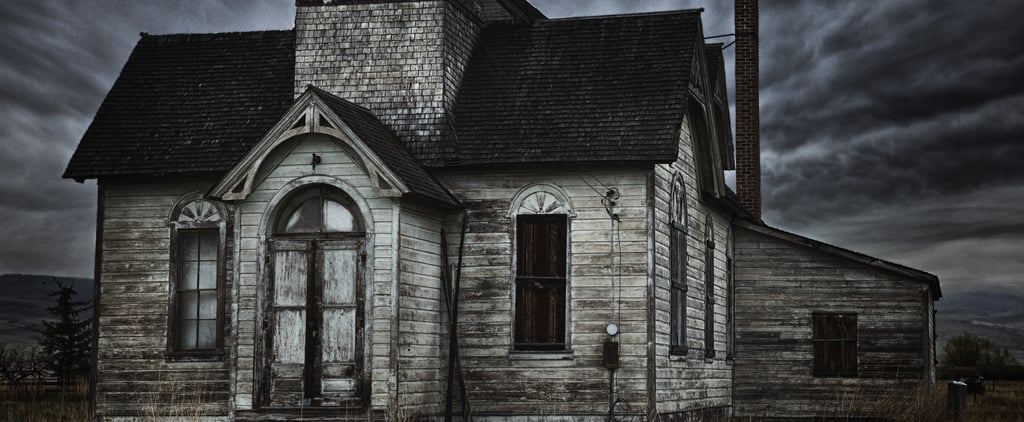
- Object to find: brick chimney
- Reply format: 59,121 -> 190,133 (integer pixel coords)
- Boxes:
293,0 -> 481,166
734,0 -> 761,219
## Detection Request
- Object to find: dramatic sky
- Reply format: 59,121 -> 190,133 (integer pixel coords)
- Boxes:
1,0 -> 1021,297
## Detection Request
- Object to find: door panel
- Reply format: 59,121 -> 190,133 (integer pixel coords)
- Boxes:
262,238 -> 362,408
318,241 -> 361,401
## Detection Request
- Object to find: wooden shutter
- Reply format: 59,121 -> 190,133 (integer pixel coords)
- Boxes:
515,215 -> 567,350
813,313 -> 858,376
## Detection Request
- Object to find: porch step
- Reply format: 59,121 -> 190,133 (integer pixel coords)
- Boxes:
235,406 -> 380,421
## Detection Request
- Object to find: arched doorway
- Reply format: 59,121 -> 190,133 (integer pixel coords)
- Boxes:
260,184 -> 366,408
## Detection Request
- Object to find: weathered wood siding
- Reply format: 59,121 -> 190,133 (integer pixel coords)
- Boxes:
651,114 -> 733,415
233,134 -> 399,411
96,180 -> 232,419
396,204 -> 447,416
435,167 -> 650,418
732,228 -> 933,418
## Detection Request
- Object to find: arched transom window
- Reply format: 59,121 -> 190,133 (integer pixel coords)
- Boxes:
274,185 -> 363,235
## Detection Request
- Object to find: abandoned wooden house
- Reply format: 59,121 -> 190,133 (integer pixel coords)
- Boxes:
63,0 -> 941,420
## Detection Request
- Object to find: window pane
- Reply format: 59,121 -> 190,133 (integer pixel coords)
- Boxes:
180,261 -> 199,290
515,279 -> 565,348
197,320 -> 217,349
199,291 -> 218,319
179,321 -> 198,350
324,199 -> 356,232
179,291 -> 199,319
199,231 -> 218,261
516,215 -> 566,278
283,198 -> 322,233
671,287 -> 686,347
181,232 -> 200,261
198,261 -> 217,289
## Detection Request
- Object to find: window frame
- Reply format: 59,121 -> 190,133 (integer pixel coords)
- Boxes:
508,185 -> 574,354
812,312 -> 859,377
513,214 -> 569,351
167,197 -> 227,359
703,213 -> 716,360
725,227 -> 735,362
669,175 -> 689,356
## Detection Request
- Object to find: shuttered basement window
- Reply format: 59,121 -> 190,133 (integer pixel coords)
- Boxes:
813,313 -> 858,377
514,214 -> 567,351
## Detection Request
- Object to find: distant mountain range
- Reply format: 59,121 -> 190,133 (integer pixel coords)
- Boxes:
936,287 -> 1024,362
0,274 -> 93,345
1,273 -> 1022,363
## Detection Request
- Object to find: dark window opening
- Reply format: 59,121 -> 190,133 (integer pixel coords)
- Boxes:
175,229 -> 220,351
813,313 -> 858,377
704,214 -> 716,359
670,177 -> 688,355
514,214 -> 567,351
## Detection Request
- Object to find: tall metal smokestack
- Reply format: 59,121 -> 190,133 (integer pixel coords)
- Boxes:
735,0 -> 761,219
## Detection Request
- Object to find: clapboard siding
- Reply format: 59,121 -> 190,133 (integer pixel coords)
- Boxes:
232,134 -> 398,412
650,114 -> 733,415
396,205 -> 446,416
732,228 -> 931,419
435,167 -> 650,418
96,180 -> 232,419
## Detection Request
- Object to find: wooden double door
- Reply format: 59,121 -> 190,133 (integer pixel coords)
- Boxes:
260,237 -> 364,408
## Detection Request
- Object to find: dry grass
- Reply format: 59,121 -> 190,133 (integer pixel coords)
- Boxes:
814,380 -> 1024,422
0,382 -> 89,422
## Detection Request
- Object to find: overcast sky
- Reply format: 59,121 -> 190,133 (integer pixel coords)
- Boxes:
1,0 -> 1021,296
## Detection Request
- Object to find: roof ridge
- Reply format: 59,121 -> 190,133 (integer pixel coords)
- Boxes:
307,86 -> 378,117
540,8 -> 703,23
140,29 -> 293,41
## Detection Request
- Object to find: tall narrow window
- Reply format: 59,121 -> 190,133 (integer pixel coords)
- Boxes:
670,175 -> 688,355
514,215 -> 568,350
812,313 -> 858,377
169,198 -> 224,355
725,227 -> 735,361
704,213 -> 716,359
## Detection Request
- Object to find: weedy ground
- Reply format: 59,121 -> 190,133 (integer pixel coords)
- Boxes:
2,381 -> 1022,421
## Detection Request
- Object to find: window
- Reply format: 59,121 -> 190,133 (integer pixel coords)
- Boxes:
812,313 -> 858,376
514,214 -> 568,350
669,175 -> 688,355
704,214 -> 716,359
169,198 -> 224,355
725,227 -> 735,361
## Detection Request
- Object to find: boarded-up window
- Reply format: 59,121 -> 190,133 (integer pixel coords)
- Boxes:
813,313 -> 858,377
704,214 -> 716,359
175,229 -> 220,351
515,215 -> 567,350
670,176 -> 688,355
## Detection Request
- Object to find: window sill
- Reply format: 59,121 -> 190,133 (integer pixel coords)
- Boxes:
509,350 -> 574,360
165,351 -> 225,362
669,354 -> 688,362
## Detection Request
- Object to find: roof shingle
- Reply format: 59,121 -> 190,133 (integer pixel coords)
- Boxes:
447,10 -> 703,166
63,30 -> 295,179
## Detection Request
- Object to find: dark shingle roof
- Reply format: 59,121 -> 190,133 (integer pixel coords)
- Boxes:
312,88 -> 459,207
63,30 -> 295,180
447,10 -> 703,166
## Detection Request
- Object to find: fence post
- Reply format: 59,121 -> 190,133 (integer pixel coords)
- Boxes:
947,380 -> 967,421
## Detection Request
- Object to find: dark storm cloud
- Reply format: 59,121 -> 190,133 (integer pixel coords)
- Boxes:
755,0 -> 1024,291
0,1 -> 292,276
759,0 -> 1024,223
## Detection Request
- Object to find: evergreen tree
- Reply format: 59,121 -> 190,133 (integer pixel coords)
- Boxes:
39,278 -> 92,389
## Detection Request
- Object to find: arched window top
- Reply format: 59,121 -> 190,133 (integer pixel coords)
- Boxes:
671,174 -> 687,228
705,213 -> 715,247
509,183 -> 575,218
176,199 -> 223,224
274,185 -> 363,234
